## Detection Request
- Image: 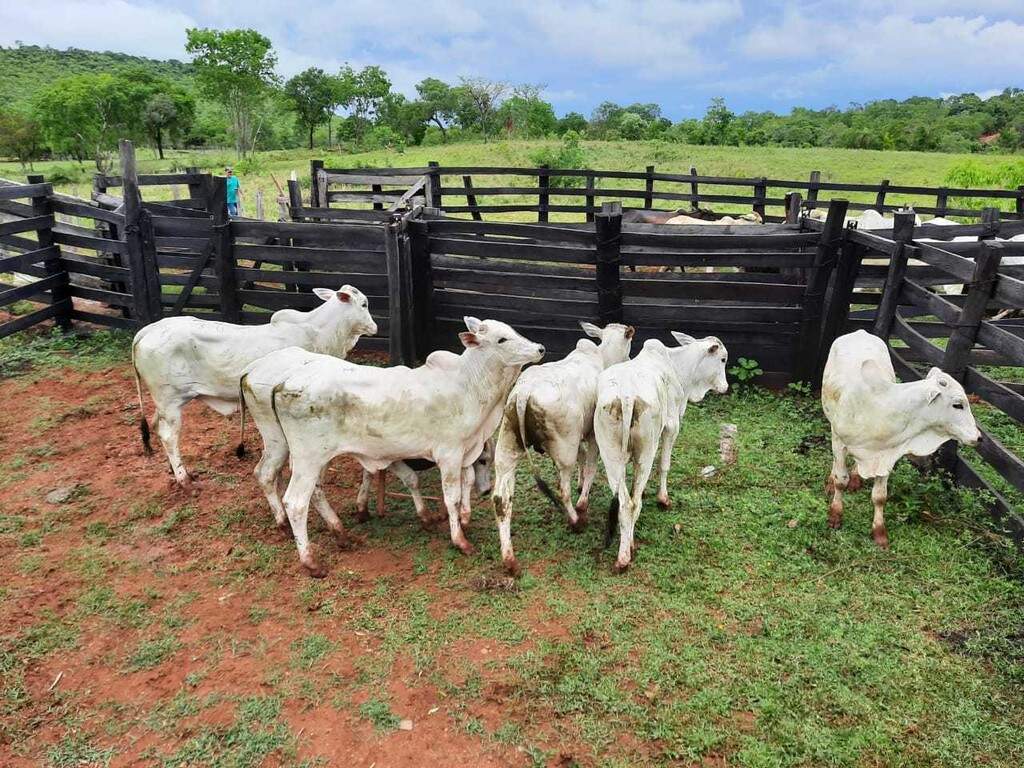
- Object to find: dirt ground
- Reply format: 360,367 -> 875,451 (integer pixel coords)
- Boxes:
0,359 -> 546,767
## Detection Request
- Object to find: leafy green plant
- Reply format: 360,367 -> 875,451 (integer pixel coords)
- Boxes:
787,380 -> 812,395
359,697 -> 400,731
728,357 -> 763,383
529,130 -> 588,188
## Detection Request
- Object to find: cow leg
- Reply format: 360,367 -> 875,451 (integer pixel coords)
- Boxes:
629,439 -> 659,534
282,463 -> 326,578
574,435 -> 599,523
153,401 -> 190,486
871,475 -> 889,549
827,430 -> 850,529
609,463 -> 634,574
492,423 -> 521,574
388,461 -> 431,524
376,469 -> 387,516
459,464 -> 475,527
355,470 -> 373,522
439,458 -> 473,555
311,469 -> 355,548
655,422 -> 680,509
254,435 -> 290,530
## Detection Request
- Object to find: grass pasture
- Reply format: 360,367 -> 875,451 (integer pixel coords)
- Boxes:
1,329 -> 1023,767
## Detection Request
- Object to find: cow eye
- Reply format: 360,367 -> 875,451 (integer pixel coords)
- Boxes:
952,402 -> 965,410
498,337 -> 508,344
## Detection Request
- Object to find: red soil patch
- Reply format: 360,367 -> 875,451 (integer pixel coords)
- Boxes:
0,357 -> 532,767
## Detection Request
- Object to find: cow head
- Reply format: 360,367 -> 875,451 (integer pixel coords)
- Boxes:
459,317 -> 545,366
670,331 -> 729,402
313,285 -> 378,338
581,322 -> 635,368
473,439 -> 494,496
923,367 -> 981,446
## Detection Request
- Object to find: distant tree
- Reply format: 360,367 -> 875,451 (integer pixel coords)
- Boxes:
415,78 -> 459,141
457,77 -> 508,140
141,88 -> 195,159
33,73 -> 141,171
336,64 -> 391,139
284,67 -> 336,149
377,92 -> 428,145
702,97 -> 734,144
185,28 -> 279,156
557,112 -> 588,135
497,93 -> 557,138
617,112 -> 648,140
0,110 -> 41,169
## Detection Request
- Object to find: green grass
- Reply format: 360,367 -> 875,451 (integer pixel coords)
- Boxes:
358,697 -> 400,732
3,139 -> 1021,223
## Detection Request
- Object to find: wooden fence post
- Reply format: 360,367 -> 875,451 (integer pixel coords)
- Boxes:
407,215 -> 435,364
816,227 -> 866,380
120,140 -> 161,325
935,187 -> 949,219
255,189 -> 265,221
785,192 -> 803,224
185,166 -> 203,204
689,166 -> 699,209
427,161 -> 442,209
207,175 -> 240,323
462,175 -> 482,221
938,240 -> 1003,470
644,165 -> 655,209
538,164 -> 550,223
287,179 -> 304,222
384,214 -> 412,365
795,198 -> 848,384
871,210 -> 917,340
875,179 -> 890,210
807,170 -> 821,212
26,174 -> 71,331
595,201 -> 623,325
1016,185 -> 1024,218
585,172 -> 596,223
310,159 -> 324,208
753,177 -> 767,221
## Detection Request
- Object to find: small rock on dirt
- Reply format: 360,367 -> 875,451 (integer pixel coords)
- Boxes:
700,465 -> 717,478
787,518 -> 798,528
45,486 -> 76,504
398,719 -> 414,731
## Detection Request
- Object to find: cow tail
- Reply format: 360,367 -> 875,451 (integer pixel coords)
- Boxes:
603,394 -> 633,548
619,396 -> 634,456
131,340 -> 152,456
235,375 -> 247,459
515,387 -> 560,509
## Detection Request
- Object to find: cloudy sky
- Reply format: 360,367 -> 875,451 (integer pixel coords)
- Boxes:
3,0 -> 1024,118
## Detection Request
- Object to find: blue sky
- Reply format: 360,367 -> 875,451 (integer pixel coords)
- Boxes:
3,1 -> 1024,119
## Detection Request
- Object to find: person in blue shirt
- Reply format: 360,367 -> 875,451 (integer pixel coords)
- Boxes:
225,167 -> 241,217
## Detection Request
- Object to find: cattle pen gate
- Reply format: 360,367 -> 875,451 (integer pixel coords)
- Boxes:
2,143 -> 1023,545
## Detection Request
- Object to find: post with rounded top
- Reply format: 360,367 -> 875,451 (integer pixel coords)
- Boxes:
206,174 -> 240,323
595,201 -> 623,326
871,209 -> 917,341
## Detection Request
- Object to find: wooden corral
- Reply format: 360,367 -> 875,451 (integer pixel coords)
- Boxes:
2,149 -> 1023,546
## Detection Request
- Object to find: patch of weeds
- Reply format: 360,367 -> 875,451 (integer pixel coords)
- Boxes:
214,504 -> 249,533
18,530 -> 41,547
463,716 -> 486,736
0,327 -> 132,378
184,671 -> 205,688
248,605 -> 269,625
84,521 -> 114,543
46,733 -> 115,767
161,694 -> 292,767
146,690 -> 201,732
127,499 -> 163,523
126,634 -> 180,671
359,697 -> 400,732
155,505 -> 196,536
17,553 -> 43,576
0,513 -> 25,534
493,721 -> 523,745
291,633 -> 335,670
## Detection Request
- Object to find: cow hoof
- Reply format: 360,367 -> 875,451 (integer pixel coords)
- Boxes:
827,500 -> 843,529
453,537 -> 476,556
503,557 -> 522,578
275,518 -> 292,535
824,476 -> 835,496
574,499 -> 589,516
656,494 -> 672,509
301,560 -> 327,579
355,506 -> 370,524
459,512 -> 471,527
333,530 -> 362,550
847,473 -> 863,493
612,560 -> 631,574
872,526 -> 890,549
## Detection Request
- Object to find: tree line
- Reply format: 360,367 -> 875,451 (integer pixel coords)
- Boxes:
2,30 -> 1024,172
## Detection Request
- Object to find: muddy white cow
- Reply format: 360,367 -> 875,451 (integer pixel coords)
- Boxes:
822,330 -> 981,547
239,347 -> 492,537
254,317 -> 544,576
595,333 -> 729,572
132,286 -> 377,487
491,322 -> 635,574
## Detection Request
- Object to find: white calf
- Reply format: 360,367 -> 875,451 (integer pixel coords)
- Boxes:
491,322 -> 634,574
822,330 -> 981,547
595,334 -> 729,572
132,286 -> 376,486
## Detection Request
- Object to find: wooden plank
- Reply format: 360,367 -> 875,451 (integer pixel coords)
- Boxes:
622,301 -> 801,324
621,276 -> 804,303
425,218 -> 595,244
898,279 -> 961,325
977,318 -> 1024,364
61,255 -> 131,281
436,288 -> 596,318
69,284 -> 135,308
0,301 -> 64,339
621,249 -> 815,269
53,229 -> 129,255
942,243 -> 1003,380
231,219 -> 385,250
0,183 -> 50,201
428,235 -> 595,264
0,245 -> 59,273
974,428 -> 1024,493
234,243 -> 385,272
872,213 -> 919,339
892,315 -> 944,365
595,202 -> 622,324
0,273 -> 65,306
620,230 -> 819,250
51,198 -> 125,225
151,215 -> 213,237
796,199 -> 848,382
0,215 -> 54,238
69,308 -> 137,329
964,367 -> 1024,425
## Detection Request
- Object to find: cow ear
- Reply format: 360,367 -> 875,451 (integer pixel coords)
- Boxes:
928,386 -> 942,404
579,321 -> 602,339
861,358 -> 891,389
670,331 -> 696,346
926,366 -> 942,380
625,325 -> 636,339
336,290 -> 352,303
464,316 -> 482,333
459,331 -> 480,348
313,287 -> 335,302
707,343 -> 720,355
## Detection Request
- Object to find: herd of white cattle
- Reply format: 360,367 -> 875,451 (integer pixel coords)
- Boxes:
131,285 -> 982,577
